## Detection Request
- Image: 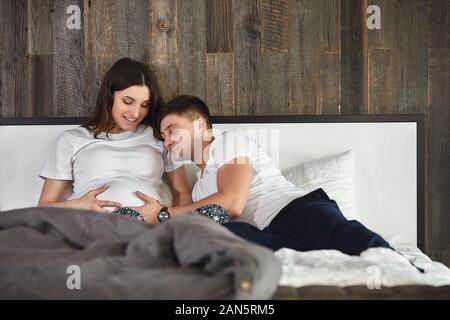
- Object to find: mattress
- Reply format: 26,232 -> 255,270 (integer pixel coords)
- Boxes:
272,235 -> 450,299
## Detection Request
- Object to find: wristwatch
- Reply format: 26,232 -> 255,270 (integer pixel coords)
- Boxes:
157,206 -> 171,223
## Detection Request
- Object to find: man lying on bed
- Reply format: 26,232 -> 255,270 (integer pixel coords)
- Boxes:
129,95 -> 393,256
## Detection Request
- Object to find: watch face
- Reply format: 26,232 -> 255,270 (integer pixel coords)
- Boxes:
158,210 -> 170,222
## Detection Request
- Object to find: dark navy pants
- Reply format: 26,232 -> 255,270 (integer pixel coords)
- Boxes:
223,188 -> 391,256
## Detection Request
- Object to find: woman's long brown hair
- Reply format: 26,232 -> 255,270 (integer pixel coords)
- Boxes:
82,58 -> 163,138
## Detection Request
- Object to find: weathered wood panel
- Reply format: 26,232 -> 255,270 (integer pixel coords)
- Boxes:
54,0 -> 84,56
28,0 -> 54,55
28,55 -> 56,116
428,0 -> 450,49
426,0 -> 450,266
319,52 -> 340,114
259,0 -> 289,114
427,48 -> 450,264
54,0 -> 86,116
289,0 -> 320,115
368,49 -> 399,113
206,0 -> 233,53
318,0 -> 340,53
127,0 -> 151,62
319,0 -> 340,114
340,0 -> 368,114
206,53 -> 235,115
260,0 -> 289,53
149,0 -> 179,102
233,0 -> 261,115
0,0 -> 29,117
397,0 -> 428,114
177,0 -> 207,100
367,0 -> 398,50
289,0 -> 340,115
84,0 -> 113,57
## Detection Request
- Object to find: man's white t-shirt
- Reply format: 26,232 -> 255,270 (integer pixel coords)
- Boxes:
191,130 -> 307,229
39,125 -> 181,208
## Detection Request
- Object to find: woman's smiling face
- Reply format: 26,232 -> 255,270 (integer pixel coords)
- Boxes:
110,85 -> 150,133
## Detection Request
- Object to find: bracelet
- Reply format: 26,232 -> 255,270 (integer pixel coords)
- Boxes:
194,204 -> 230,224
112,207 -> 145,221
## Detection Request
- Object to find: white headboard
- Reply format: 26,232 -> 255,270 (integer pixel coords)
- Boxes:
0,115 -> 424,249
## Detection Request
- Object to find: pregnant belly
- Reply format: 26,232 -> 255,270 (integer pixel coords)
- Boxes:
78,177 -> 173,210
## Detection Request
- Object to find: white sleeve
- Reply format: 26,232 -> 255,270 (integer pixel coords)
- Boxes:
212,132 -> 256,168
39,132 -> 74,180
163,148 -> 183,173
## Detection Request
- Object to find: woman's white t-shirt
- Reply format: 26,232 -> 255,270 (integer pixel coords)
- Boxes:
39,125 -> 181,209
191,130 -> 307,229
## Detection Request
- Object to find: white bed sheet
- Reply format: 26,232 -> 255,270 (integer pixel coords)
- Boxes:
275,235 -> 450,287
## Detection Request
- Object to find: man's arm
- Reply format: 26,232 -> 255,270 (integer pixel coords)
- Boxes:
168,157 -> 254,218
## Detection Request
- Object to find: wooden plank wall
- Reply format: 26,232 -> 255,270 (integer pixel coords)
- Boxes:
0,0 -> 449,265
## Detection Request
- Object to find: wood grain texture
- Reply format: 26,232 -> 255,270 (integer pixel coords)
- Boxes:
84,0 -> 113,57
54,0 -> 84,56
28,0 -> 54,55
319,0 -> 340,53
289,0 -> 320,114
260,52 -> 289,114
319,52 -> 340,114
340,0 -> 368,114
367,0 -> 398,50
368,49 -> 399,113
428,0 -> 450,49
233,0 -> 261,115
55,54 -> 86,116
53,0 -> 85,116
260,0 -> 289,53
259,0 -> 289,113
206,0 -> 233,53
150,0 -> 178,102
397,0 -> 428,114
177,0 -> 207,99
206,53 -> 235,115
0,0 -> 29,117
1,57 -> 29,117
427,49 -> 450,264
28,55 -> 56,116
127,0 -> 150,61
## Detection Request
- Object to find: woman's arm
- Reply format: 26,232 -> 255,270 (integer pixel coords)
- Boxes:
165,166 -> 192,206
38,178 -> 122,212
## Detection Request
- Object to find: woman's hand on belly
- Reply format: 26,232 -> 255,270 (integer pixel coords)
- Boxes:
94,179 -> 170,209
73,185 -> 123,213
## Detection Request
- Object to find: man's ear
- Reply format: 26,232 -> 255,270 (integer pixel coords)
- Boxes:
196,117 -> 205,130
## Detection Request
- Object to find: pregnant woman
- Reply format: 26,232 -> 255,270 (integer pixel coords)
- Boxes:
38,58 -> 191,215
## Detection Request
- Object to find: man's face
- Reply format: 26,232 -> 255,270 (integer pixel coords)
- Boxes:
159,113 -> 197,161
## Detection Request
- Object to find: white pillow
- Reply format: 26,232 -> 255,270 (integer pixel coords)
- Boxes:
282,150 -> 359,221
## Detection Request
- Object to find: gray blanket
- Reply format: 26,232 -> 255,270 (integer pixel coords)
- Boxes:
0,207 -> 281,299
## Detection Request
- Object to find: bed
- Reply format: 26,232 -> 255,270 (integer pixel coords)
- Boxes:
1,115 -> 449,299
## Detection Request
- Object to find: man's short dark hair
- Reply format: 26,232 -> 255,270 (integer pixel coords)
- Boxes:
154,95 -> 212,140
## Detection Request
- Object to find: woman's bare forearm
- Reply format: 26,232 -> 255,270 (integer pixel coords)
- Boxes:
38,199 -> 81,210
172,192 -> 192,206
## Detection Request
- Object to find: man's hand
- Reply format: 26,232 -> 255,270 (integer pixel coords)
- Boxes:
129,191 -> 164,225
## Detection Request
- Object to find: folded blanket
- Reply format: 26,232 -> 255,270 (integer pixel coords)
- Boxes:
0,207 -> 281,299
